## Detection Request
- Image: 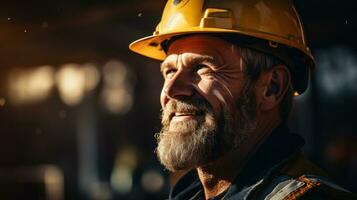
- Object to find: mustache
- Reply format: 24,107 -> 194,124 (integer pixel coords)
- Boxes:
162,98 -> 214,121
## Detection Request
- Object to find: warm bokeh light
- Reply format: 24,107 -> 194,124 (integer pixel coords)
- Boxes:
8,66 -> 55,105
56,64 -> 86,106
43,165 -> 64,200
103,60 -> 128,87
54,63 -> 100,106
101,88 -> 133,114
0,97 -> 6,107
82,63 -> 101,92
110,165 -> 133,194
141,170 -> 164,193
101,60 -> 134,114
110,147 -> 138,194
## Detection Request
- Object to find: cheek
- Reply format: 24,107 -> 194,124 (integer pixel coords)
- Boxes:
195,77 -> 237,115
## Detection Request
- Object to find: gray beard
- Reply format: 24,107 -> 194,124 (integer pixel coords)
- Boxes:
155,89 -> 256,172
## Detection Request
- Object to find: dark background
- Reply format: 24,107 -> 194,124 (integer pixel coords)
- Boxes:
0,0 -> 356,199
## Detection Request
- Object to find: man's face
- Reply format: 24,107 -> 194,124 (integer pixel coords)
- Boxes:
156,35 -> 257,171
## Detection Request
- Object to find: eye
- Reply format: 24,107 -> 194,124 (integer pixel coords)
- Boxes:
164,68 -> 176,79
195,64 -> 212,75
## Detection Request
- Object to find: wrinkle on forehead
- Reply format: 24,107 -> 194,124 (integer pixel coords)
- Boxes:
161,52 -> 219,71
165,36 -> 232,63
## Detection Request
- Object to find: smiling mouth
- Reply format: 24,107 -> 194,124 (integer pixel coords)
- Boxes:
175,112 -> 197,116
170,111 -> 204,121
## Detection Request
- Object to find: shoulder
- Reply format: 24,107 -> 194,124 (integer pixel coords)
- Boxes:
258,174 -> 356,200
254,154 -> 356,200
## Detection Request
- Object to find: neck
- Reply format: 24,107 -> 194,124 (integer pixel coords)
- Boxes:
196,117 -> 281,199
196,149 -> 243,199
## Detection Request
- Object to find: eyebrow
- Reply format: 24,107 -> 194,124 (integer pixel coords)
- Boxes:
160,54 -> 217,72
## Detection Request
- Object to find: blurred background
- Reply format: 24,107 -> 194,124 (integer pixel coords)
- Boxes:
0,0 -> 356,199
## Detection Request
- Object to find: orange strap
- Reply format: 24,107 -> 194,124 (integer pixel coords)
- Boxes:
283,175 -> 321,200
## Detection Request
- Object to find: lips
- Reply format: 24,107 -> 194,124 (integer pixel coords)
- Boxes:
169,110 -> 204,122
175,112 -> 196,116
164,99 -> 209,123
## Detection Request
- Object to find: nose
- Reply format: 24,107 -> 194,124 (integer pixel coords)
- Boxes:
162,70 -> 195,103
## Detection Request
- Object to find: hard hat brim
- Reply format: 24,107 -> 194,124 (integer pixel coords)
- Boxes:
129,27 -> 314,63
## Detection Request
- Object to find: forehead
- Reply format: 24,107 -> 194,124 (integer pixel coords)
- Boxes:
165,35 -> 233,61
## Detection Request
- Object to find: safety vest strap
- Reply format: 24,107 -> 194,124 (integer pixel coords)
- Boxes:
247,153 -> 356,200
262,174 -> 355,200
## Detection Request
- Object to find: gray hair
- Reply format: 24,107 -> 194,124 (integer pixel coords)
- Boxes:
237,46 -> 294,121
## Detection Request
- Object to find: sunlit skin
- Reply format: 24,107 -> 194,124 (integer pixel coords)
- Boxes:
160,35 -> 290,199
160,36 -> 245,126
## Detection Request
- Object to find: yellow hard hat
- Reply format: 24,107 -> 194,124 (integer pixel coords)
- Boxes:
129,0 -> 315,94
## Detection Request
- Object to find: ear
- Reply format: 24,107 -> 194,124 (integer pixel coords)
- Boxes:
258,65 -> 291,111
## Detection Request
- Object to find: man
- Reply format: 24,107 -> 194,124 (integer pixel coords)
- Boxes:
130,0 -> 356,199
